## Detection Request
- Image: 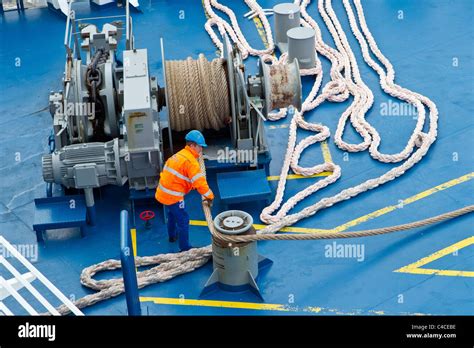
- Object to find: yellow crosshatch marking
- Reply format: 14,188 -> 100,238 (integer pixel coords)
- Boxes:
394,236 -> 474,277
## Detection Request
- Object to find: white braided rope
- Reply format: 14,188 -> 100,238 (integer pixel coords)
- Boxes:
61,0 -> 439,315
202,0 -> 438,234
261,0 -> 437,233
203,0 -> 275,59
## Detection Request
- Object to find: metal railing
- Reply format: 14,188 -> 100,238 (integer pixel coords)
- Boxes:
63,0 -> 134,59
0,236 -> 83,315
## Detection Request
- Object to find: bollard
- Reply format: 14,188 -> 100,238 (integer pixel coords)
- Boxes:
287,27 -> 317,69
273,3 -> 300,53
200,210 -> 272,301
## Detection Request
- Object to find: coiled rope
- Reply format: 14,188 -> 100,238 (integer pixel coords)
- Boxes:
165,54 -> 231,131
52,246 -> 212,315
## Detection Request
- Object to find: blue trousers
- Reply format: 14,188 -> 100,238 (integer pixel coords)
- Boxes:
167,200 -> 191,251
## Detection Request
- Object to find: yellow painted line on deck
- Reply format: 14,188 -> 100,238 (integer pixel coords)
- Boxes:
267,172 -> 333,181
201,0 -> 209,19
265,141 -> 333,180
140,296 -> 296,312
331,172 -> 474,233
268,124 -> 289,129
189,219 -> 329,233
397,268 -> 474,277
253,13 -> 334,179
266,140 -> 334,180
139,296 -> 428,315
191,172 -> 474,234
139,297 -> 359,314
394,236 -> 474,277
252,16 -> 275,57
130,228 -> 137,257
321,140 -> 333,163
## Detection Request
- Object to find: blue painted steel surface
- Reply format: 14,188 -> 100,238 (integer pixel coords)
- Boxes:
33,195 -> 87,241
217,169 -> 271,205
120,210 -> 141,316
0,0 -> 472,316
205,153 -> 271,175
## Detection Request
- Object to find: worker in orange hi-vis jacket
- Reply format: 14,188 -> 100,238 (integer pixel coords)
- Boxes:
155,130 -> 214,251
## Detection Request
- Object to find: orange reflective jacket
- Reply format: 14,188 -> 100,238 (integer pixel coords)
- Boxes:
155,145 -> 214,205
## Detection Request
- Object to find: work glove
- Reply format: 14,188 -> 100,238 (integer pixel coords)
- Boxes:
203,198 -> 213,208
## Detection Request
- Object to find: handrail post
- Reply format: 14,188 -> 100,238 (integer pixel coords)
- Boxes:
120,210 -> 141,316
125,0 -> 131,50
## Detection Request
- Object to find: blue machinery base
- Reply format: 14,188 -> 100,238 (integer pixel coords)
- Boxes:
33,195 -> 87,242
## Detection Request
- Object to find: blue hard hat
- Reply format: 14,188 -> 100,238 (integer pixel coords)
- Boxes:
185,130 -> 207,147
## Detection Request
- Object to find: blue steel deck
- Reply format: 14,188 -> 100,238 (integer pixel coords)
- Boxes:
0,0 -> 473,315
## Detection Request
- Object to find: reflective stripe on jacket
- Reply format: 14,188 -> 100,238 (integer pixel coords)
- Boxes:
155,145 -> 214,205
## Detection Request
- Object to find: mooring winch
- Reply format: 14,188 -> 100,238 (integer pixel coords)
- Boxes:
158,34 -> 302,171
200,210 -> 272,300
42,26 -> 302,209
41,4 -> 165,224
